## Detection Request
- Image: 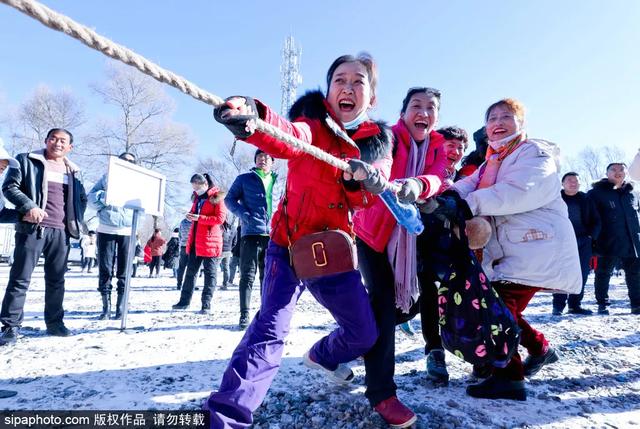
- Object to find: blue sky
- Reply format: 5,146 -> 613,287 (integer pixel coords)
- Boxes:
1,0 -> 639,165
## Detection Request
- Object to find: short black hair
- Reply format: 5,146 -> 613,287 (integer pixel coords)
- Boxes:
118,152 -> 137,163
46,128 -> 73,145
561,172 -> 579,182
606,162 -> 627,171
255,149 -> 273,163
437,126 -> 469,144
173,227 -> 179,233
400,87 -> 441,114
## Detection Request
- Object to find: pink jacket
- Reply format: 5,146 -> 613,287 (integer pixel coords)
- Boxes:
353,119 -> 448,252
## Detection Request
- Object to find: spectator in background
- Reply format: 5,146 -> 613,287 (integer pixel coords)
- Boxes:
146,228 -> 166,278
172,173 -> 226,313
163,228 -> 180,277
176,217 -> 192,290
225,149 -> 277,328
219,213 -> 238,291
439,126 -> 469,186
457,126 -> 487,180
132,235 -> 143,278
588,163 -> 640,315
552,172 -> 601,315
88,152 -> 136,320
0,129 -> 86,344
80,231 -> 97,274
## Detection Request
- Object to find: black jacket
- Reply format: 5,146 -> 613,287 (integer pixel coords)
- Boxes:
2,149 -> 87,239
588,179 -> 640,257
561,190 -> 601,241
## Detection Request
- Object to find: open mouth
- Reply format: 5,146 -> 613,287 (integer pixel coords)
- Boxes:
414,120 -> 429,130
338,99 -> 355,112
492,127 -> 507,136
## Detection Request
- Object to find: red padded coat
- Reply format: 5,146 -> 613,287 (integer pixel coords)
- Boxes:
186,187 -> 227,258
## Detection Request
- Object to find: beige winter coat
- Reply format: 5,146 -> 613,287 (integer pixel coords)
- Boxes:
452,139 -> 581,294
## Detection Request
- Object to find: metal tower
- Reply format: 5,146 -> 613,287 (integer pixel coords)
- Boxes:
280,36 -> 302,116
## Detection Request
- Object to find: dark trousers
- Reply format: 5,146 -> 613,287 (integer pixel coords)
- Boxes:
238,235 -> 269,316
492,283 -> 547,381
149,255 -> 161,277
81,257 -> 96,271
176,246 -> 188,288
221,253 -> 238,286
553,237 -> 592,310
177,251 -> 219,307
594,255 -> 640,308
97,233 -> 130,295
0,228 -> 68,328
417,273 -> 442,353
357,238 -> 421,406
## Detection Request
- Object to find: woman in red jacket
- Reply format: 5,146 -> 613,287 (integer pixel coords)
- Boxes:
353,87 -> 448,427
207,53 -> 392,428
146,229 -> 166,278
172,173 -> 226,313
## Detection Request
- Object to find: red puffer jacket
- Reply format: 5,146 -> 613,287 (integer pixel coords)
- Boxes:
244,91 -> 393,247
147,232 -> 166,257
186,187 -> 227,257
353,119 -> 448,252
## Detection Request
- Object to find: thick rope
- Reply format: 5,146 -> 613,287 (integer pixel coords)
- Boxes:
1,0 -> 399,192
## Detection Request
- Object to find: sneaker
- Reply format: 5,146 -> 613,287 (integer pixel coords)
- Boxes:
398,322 -> 415,337
471,363 -> 492,379
0,326 -> 19,345
597,305 -> 609,315
466,375 -> 526,401
46,324 -> 71,337
568,306 -> 593,315
373,396 -> 417,428
631,307 -> 640,315
219,284 -> 228,291
239,314 -> 250,329
302,350 -> 354,385
199,304 -> 211,315
523,347 -> 559,377
552,308 -> 563,316
426,349 -> 449,384
172,303 -> 189,310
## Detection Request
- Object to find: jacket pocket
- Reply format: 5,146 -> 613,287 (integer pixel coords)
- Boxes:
505,226 -> 554,243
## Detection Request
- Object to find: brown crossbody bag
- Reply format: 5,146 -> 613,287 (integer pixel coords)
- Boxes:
283,193 -> 358,280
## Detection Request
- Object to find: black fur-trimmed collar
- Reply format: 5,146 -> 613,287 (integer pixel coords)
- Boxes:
287,90 -> 391,163
592,178 -> 634,192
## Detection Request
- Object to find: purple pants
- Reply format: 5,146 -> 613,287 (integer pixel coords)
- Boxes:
206,241 -> 378,428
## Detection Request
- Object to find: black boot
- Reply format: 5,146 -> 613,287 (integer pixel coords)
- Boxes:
114,292 -> 124,320
466,375 -> 527,401
98,294 -> 111,320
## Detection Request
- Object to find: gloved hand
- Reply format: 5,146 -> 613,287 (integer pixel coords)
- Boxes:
213,96 -> 258,139
432,194 -> 473,221
397,178 -> 424,204
347,159 -> 387,195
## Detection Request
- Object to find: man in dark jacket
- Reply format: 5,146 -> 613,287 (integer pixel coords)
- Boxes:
224,149 -> 277,328
0,129 -> 87,345
553,172 -> 601,315
588,163 -> 640,315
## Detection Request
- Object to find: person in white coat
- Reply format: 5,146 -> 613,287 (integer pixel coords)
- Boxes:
435,98 -> 582,401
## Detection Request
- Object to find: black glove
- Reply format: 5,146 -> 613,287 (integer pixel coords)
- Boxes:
433,194 -> 473,221
347,159 -> 386,195
397,178 -> 424,204
213,96 -> 258,139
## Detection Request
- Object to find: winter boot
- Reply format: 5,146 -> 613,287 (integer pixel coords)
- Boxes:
426,349 -> 449,384
0,326 -> 19,346
466,375 -> 526,401
373,396 -> 417,428
114,292 -> 125,320
238,313 -> 250,329
523,347 -> 559,377
98,294 -> 111,320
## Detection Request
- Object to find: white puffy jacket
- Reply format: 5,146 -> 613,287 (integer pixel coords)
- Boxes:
452,139 -> 581,294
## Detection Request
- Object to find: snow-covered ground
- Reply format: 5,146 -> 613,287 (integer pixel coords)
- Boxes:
1,264 -> 639,428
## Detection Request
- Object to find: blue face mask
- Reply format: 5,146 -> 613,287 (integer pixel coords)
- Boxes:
342,109 -> 369,130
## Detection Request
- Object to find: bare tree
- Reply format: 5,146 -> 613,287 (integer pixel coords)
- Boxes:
565,145 -> 629,186
79,62 -> 196,216
4,85 -> 85,154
